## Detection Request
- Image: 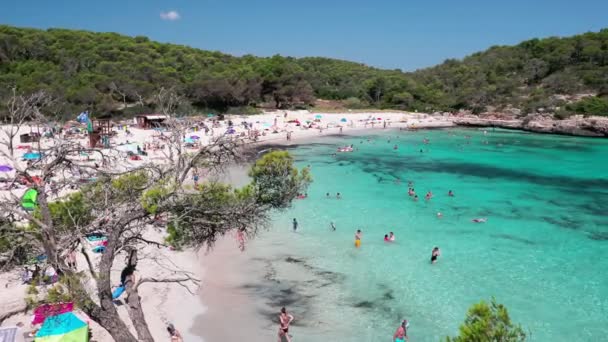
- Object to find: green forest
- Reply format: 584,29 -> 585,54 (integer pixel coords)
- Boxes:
0,25 -> 607,118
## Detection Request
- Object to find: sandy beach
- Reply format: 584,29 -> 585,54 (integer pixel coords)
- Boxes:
0,110 -> 453,341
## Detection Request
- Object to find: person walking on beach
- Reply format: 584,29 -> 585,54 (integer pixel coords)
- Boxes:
393,319 -> 409,342
292,218 -> 298,232
278,307 -> 294,342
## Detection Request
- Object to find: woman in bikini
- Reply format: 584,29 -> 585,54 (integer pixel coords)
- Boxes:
278,307 -> 294,342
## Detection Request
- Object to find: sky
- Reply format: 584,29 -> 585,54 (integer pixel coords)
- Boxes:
1,0 -> 607,71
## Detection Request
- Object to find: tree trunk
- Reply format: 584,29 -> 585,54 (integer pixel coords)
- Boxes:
125,249 -> 154,341
84,301 -> 138,342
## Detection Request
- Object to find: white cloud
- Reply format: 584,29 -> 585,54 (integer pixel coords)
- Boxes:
160,10 -> 180,21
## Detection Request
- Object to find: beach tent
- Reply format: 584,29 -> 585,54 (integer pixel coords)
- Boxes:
315,114 -> 323,119
22,189 -> 38,211
0,164 -> 13,172
340,118 -> 347,122
184,138 -> 195,144
35,312 -> 88,342
32,303 -> 74,325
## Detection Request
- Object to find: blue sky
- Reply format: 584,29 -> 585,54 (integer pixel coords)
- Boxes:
1,0 -> 607,71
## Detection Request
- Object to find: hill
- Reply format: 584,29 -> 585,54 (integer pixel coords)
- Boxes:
0,25 -> 607,118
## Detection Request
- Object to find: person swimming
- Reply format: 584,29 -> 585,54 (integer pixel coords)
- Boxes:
384,234 -> 390,242
448,190 -> 454,197
437,212 -> 443,218
292,218 -> 298,232
326,192 -> 330,198
393,145 -> 398,150
355,229 -> 362,248
425,191 -> 433,200
389,232 -> 395,242
330,222 -> 336,231
431,246 -> 441,264
472,218 -> 487,223
414,195 -> 419,201
336,192 -> 341,199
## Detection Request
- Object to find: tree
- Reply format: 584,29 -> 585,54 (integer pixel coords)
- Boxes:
0,114 -> 310,341
0,88 -> 49,156
446,298 -> 527,342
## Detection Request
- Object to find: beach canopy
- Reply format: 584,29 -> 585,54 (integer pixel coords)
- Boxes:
340,118 -> 347,122
184,138 -> 195,144
190,135 -> 200,140
35,312 -> 88,342
22,189 -> 38,211
315,114 -> 323,119
32,303 -> 74,325
23,152 -> 42,160
0,165 -> 13,172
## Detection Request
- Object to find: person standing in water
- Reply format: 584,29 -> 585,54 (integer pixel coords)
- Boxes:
278,307 -> 294,342
431,246 -> 441,264
355,229 -> 362,248
330,222 -> 336,231
292,218 -> 298,232
393,319 -> 409,342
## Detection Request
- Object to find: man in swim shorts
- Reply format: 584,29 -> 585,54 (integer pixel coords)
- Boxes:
431,246 -> 441,264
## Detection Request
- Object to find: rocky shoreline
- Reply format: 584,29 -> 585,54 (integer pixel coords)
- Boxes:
451,114 -> 608,137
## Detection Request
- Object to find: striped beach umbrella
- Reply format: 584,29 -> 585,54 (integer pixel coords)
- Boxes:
35,312 -> 88,342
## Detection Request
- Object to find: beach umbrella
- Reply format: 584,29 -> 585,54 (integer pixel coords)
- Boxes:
0,165 -> 13,172
315,114 -> 323,119
190,135 -> 200,140
23,152 -> 42,160
340,118 -> 347,122
35,312 -> 88,342
22,188 -> 38,211
184,138 -> 195,144
207,113 -> 215,117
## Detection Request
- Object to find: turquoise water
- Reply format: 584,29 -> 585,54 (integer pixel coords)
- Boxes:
243,128 -> 608,342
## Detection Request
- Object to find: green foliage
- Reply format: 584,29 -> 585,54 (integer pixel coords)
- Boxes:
249,151 -> 311,209
446,298 -> 527,342
565,96 -> 608,116
45,192 -> 93,231
0,24 -> 606,117
141,183 -> 170,214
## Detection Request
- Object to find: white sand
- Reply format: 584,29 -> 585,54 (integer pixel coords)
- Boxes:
0,110 -> 453,341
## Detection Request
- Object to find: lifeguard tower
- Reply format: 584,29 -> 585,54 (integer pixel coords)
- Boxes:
88,118 -> 112,148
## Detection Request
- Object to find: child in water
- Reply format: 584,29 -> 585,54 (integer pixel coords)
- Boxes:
431,247 -> 441,264
355,230 -> 362,248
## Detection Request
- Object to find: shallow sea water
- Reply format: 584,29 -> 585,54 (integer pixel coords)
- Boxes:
241,128 -> 608,342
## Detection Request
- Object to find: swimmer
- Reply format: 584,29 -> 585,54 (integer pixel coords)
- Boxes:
437,212 -> 443,218
393,145 -> 398,150
414,195 -> 418,201
326,192 -> 330,198
448,190 -> 454,197
292,218 -> 298,232
336,192 -> 341,199
330,222 -> 336,231
425,191 -> 433,200
384,234 -> 390,242
389,232 -> 395,242
472,218 -> 487,223
431,246 -> 441,264
393,319 -> 409,342
355,229 -> 362,248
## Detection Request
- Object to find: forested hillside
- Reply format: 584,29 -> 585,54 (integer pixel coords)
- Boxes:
0,25 -> 607,118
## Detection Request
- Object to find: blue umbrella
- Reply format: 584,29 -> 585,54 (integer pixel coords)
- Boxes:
315,114 -> 322,119
340,118 -> 347,122
184,138 -> 195,144
190,135 -> 200,140
23,152 -> 42,160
